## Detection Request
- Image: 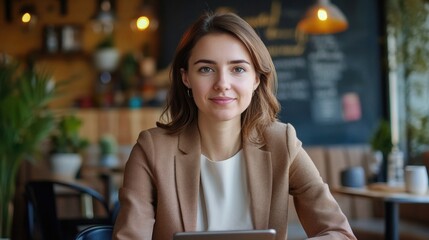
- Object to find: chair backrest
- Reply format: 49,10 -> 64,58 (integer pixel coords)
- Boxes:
25,180 -> 112,240
75,225 -> 113,240
111,200 -> 120,224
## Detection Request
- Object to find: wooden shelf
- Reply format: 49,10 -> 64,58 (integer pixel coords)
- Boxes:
72,108 -> 162,145
31,50 -> 90,61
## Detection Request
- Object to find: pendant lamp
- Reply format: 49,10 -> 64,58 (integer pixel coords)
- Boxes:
16,4 -> 38,32
297,0 -> 348,34
19,4 -> 38,29
130,0 -> 159,32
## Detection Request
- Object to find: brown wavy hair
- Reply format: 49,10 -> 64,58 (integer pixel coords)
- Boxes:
157,11 -> 280,143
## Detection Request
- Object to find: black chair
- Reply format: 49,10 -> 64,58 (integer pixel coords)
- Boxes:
110,200 -> 120,224
75,225 -> 113,240
25,180 -> 113,240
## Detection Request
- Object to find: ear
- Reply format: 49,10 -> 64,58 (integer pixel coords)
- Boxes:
181,68 -> 191,88
253,75 -> 260,91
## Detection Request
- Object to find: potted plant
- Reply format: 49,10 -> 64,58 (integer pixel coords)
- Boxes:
0,61 -> 56,238
369,119 -> 393,182
93,34 -> 120,72
49,115 -> 89,179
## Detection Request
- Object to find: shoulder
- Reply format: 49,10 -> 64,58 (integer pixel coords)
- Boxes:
135,127 -> 178,146
139,126 -> 169,136
130,127 -> 180,167
264,122 -> 299,142
263,122 -> 302,158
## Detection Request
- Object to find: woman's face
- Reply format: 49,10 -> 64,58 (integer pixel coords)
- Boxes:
181,33 -> 260,124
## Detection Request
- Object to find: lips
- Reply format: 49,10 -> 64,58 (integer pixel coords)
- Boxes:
209,96 -> 235,104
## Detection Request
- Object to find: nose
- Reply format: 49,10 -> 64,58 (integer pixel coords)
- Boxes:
213,69 -> 231,91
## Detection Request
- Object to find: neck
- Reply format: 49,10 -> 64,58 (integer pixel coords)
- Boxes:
198,118 -> 242,161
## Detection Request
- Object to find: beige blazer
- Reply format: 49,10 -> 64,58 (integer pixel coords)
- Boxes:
113,122 -> 356,240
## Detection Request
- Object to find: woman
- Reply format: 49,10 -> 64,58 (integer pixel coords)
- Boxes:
113,12 -> 356,240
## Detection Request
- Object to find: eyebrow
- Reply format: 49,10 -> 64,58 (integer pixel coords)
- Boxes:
193,59 -> 251,65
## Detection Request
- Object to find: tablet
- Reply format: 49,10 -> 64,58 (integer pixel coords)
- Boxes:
173,229 -> 276,240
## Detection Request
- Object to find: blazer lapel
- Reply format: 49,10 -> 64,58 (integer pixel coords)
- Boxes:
175,123 -> 201,231
174,124 -> 273,230
244,142 -> 273,229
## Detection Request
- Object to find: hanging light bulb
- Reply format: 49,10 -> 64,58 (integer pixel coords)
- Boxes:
130,0 -> 158,32
317,9 -> 328,21
19,5 -> 38,29
297,0 -> 348,34
136,16 -> 150,31
21,13 -> 31,23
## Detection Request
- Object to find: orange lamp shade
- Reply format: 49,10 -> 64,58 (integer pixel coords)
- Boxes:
297,0 -> 348,34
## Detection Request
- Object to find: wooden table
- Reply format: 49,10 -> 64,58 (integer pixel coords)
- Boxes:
332,183 -> 429,240
83,165 -> 125,205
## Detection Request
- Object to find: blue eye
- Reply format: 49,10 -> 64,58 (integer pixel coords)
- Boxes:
199,67 -> 213,73
233,67 -> 245,73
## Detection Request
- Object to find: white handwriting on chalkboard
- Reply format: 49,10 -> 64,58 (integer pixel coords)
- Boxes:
308,35 -> 345,123
243,0 -> 307,57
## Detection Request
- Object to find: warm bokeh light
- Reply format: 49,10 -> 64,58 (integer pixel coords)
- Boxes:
21,13 -> 31,23
317,9 -> 328,21
297,1 -> 348,34
136,16 -> 150,31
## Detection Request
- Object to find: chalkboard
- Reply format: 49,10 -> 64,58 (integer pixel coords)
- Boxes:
158,0 -> 384,145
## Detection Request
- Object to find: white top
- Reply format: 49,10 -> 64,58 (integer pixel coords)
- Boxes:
196,150 -> 253,231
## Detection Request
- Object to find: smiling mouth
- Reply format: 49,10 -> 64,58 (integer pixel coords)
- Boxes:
209,97 -> 235,104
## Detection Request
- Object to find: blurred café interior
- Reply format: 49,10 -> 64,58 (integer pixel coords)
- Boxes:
1,0 -> 429,239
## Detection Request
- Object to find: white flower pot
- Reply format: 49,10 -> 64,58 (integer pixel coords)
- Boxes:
50,153 -> 82,179
93,48 -> 120,72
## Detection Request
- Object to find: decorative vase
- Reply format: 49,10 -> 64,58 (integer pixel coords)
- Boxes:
93,48 -> 120,72
50,153 -> 82,180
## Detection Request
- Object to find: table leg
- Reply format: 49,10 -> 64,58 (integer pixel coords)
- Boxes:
385,201 -> 399,240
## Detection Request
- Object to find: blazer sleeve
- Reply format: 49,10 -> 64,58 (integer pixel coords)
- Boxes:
286,124 -> 356,240
113,130 -> 156,240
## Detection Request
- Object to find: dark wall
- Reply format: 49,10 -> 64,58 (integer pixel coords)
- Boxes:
158,0 -> 385,146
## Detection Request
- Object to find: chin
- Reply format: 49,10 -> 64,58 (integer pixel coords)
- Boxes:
211,111 -> 243,122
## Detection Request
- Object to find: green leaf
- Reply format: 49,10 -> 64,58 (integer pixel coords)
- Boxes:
0,61 -> 56,237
